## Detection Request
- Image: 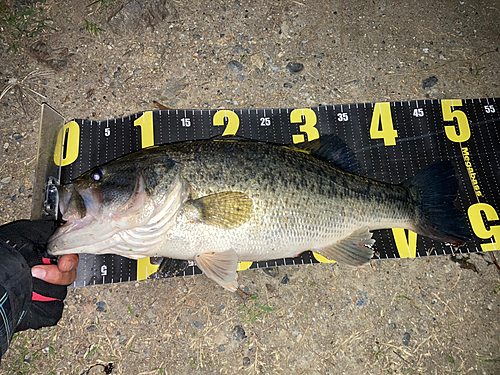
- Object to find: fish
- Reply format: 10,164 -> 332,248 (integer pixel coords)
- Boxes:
48,135 -> 470,291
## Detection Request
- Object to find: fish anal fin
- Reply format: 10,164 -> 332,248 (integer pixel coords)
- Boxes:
190,191 -> 253,229
316,227 -> 375,266
195,249 -> 239,291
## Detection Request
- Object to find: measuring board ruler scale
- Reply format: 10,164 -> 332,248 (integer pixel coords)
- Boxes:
40,98 -> 499,287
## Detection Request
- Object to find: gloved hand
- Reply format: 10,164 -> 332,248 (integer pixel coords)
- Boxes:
0,220 -> 78,331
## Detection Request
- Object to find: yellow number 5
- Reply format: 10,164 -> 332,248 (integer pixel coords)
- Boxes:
442,99 -> 470,142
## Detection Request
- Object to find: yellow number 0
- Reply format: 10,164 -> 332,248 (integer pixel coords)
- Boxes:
468,203 -> 500,251
213,110 -> 240,136
442,99 -> 470,142
291,108 -> 319,144
54,121 -> 80,166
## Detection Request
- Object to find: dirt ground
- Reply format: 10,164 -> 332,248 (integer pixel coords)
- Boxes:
1,0 -> 499,374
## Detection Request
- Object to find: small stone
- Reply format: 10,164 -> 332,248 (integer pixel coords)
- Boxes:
218,345 -> 225,352
96,301 -> 108,312
235,45 -> 244,53
1,177 -> 12,184
422,76 -> 438,89
227,60 -> 244,74
4,142 -> 9,150
243,357 -> 251,366
283,82 -> 293,88
233,325 -> 246,342
86,325 -> 97,332
263,268 -> 279,278
193,321 -> 203,328
104,77 -> 110,83
280,274 -> 289,284
286,62 -> 304,74
402,332 -> 411,346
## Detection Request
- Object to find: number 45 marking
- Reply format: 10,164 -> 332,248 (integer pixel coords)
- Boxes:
413,108 -> 424,117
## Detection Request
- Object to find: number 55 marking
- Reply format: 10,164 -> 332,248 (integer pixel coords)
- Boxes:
291,108 -> 319,144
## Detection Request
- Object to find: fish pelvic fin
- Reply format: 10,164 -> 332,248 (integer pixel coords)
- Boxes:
195,250 -> 239,291
190,191 -> 253,229
315,227 -> 375,266
403,161 -> 471,244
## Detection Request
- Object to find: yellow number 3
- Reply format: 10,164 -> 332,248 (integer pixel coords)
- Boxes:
291,108 -> 319,144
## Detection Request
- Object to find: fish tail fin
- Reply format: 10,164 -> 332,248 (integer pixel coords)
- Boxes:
403,161 -> 471,245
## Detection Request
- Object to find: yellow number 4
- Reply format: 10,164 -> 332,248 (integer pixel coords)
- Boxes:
370,102 -> 398,146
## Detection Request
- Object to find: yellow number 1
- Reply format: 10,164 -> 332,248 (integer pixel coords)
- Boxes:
134,111 -> 155,148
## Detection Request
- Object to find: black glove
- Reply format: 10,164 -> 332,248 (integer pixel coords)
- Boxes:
0,220 -> 67,332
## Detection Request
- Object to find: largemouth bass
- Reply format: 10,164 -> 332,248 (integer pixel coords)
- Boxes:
48,135 -> 470,290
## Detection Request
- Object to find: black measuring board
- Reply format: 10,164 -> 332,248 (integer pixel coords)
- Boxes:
54,98 -> 500,288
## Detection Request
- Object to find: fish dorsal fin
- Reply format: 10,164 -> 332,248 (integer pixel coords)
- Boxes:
195,249 -> 239,291
189,191 -> 253,229
314,227 -> 374,266
294,134 -> 360,174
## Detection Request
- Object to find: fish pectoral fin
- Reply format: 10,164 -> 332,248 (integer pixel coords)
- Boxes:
316,227 -> 375,266
195,249 -> 239,291
190,191 -> 253,229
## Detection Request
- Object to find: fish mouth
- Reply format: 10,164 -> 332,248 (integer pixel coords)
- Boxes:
57,183 -> 103,224
49,183 -> 104,255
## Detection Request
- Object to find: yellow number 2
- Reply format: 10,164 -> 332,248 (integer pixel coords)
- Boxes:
291,108 -> 319,144
213,110 -> 240,136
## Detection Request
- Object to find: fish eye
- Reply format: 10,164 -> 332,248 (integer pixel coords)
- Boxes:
90,168 -> 104,182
